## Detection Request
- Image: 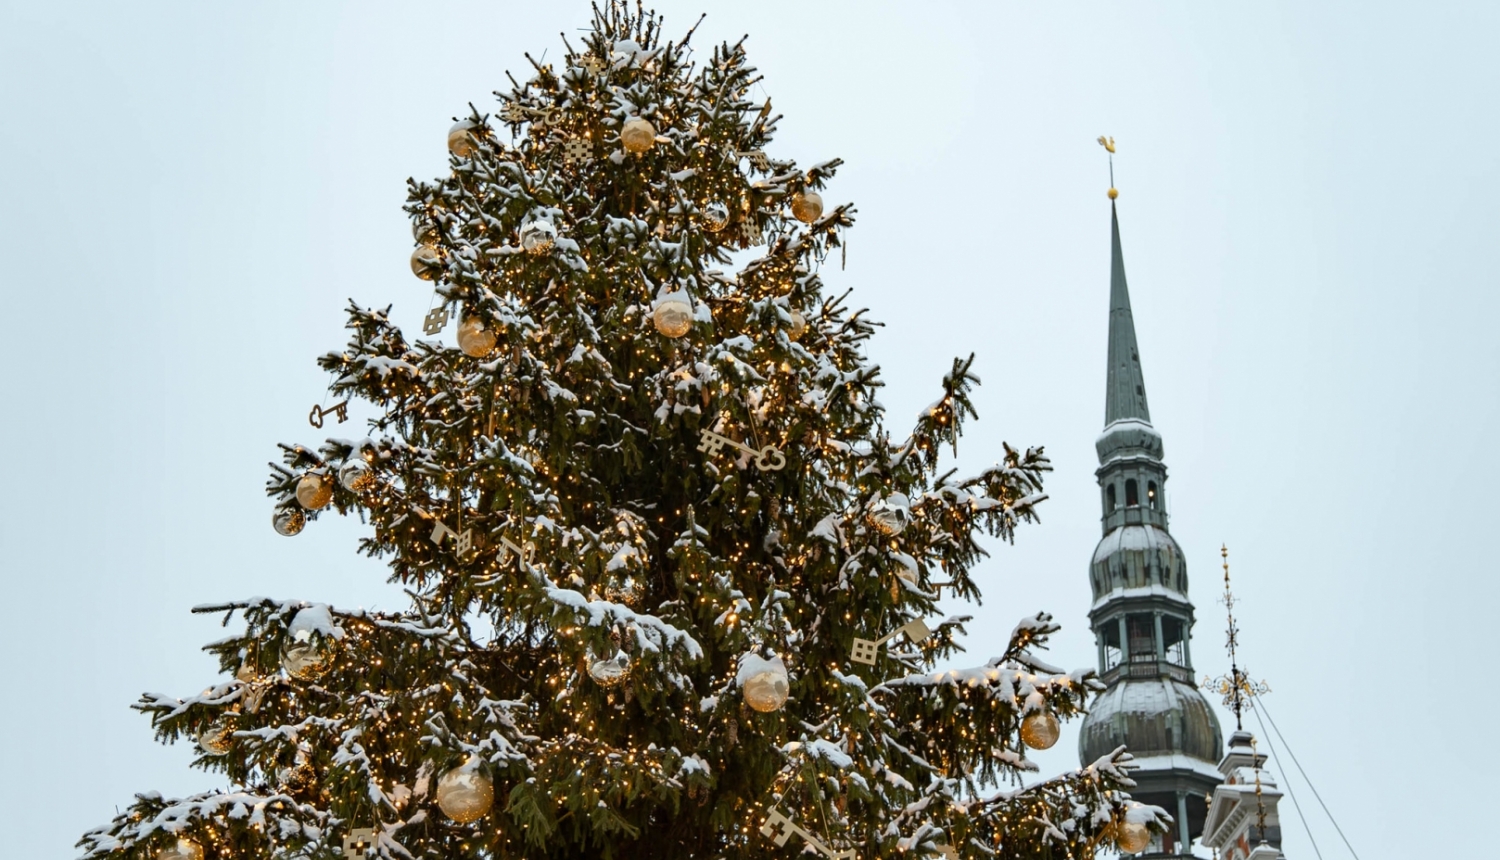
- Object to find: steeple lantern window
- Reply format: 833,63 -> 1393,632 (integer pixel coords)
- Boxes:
1125,479 -> 1139,507
1147,481 -> 1159,510
1127,614 -> 1156,662
1106,484 -> 1117,511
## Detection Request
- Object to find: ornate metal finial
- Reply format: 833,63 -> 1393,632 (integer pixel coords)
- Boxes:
1097,136 -> 1118,198
1202,545 -> 1269,730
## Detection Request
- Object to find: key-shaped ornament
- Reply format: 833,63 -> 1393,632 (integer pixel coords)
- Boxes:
697,429 -> 786,471
734,150 -> 771,171
497,535 -> 536,568
760,810 -> 857,860
850,618 -> 932,666
423,305 -> 451,336
308,399 -> 350,429
342,828 -> 375,860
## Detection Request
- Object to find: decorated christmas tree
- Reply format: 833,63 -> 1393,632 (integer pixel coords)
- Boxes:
80,6 -> 1165,860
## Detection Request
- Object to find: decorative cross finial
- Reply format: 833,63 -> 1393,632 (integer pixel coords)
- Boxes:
1202,545 -> 1269,730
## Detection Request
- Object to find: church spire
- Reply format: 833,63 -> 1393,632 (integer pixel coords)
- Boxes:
1104,201 -> 1152,426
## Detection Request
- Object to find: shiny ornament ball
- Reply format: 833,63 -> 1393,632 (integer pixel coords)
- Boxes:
436,767 -> 495,823
338,459 -> 376,493
867,493 -> 911,536
588,651 -> 631,687
296,472 -> 333,510
1020,710 -> 1060,750
272,507 -> 306,537
457,316 -> 497,357
652,297 -> 693,339
197,717 -> 235,756
790,191 -> 823,223
701,201 -> 730,233
786,309 -> 807,341
156,838 -> 204,860
519,220 -> 556,256
619,117 -> 657,153
410,244 -> 441,280
281,637 -> 329,681
739,654 -> 790,713
448,120 -> 479,157
1114,821 -> 1151,855
1108,187 -> 1119,200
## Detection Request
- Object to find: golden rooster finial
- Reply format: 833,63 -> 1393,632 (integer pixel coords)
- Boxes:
1097,135 -> 1116,154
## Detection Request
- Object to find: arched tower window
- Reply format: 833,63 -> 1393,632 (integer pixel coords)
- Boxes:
1106,485 -> 1117,511
1147,481 -> 1159,510
1125,479 -> 1139,507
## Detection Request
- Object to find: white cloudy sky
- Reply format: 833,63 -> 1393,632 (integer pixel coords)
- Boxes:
2,2 -> 1495,858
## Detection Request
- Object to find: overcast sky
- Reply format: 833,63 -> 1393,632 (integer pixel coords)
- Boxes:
2,2 -> 1495,858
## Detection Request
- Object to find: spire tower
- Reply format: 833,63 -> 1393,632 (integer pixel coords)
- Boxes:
1078,154 -> 1223,857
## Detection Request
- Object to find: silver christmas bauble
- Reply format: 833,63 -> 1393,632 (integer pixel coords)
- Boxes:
790,191 -> 824,223
281,636 -> 330,681
652,297 -> 693,339
338,459 -> 376,493
156,838 -> 204,860
448,120 -> 478,157
588,651 -> 631,687
787,309 -> 807,341
867,493 -> 911,536
457,316 -> 497,357
519,220 -> 556,256
411,244 -> 441,280
701,201 -> 730,232
1020,710 -> 1060,750
436,767 -> 495,823
272,507 -> 306,537
620,117 -> 656,153
740,655 -> 790,713
197,716 -> 235,756
296,472 -> 333,510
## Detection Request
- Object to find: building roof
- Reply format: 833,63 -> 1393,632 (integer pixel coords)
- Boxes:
1104,201 -> 1151,427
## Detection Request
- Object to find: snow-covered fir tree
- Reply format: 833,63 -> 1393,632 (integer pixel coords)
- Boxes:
80,6 -> 1166,860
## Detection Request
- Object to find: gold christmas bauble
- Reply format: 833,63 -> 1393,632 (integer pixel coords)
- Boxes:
448,120 -> 478,157
1114,820 -> 1151,854
156,837 -> 204,860
701,201 -> 730,233
790,191 -> 823,223
296,472 -> 333,510
652,297 -> 693,338
272,507 -> 306,537
740,655 -> 790,713
197,716 -> 235,756
436,766 -> 495,823
620,117 -> 657,153
519,220 -> 556,255
281,637 -> 330,681
457,316 -> 497,357
338,459 -> 376,493
787,309 -> 807,341
411,244 -> 441,280
1020,710 -> 1060,750
588,651 -> 631,687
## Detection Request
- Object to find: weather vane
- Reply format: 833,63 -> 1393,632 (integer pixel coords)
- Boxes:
1097,135 -> 1118,198
1202,545 -> 1270,730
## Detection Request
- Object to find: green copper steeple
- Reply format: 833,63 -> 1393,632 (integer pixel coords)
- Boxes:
1104,201 -> 1151,426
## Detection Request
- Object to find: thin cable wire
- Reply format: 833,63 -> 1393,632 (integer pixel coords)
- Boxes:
1249,704 -> 1324,860
1254,694 -> 1361,860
